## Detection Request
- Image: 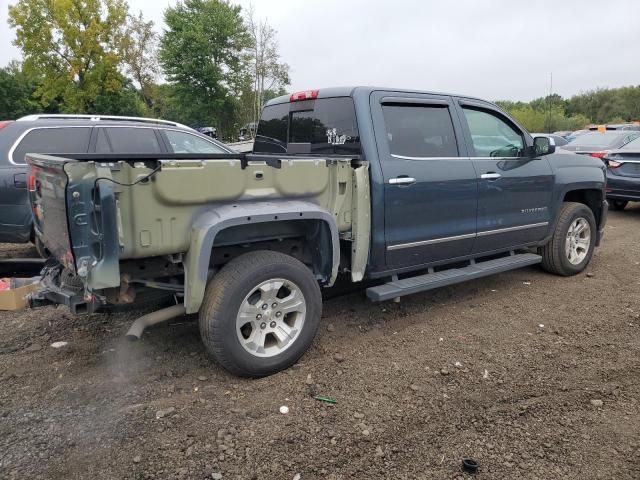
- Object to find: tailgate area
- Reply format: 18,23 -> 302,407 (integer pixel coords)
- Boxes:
28,155 -> 76,271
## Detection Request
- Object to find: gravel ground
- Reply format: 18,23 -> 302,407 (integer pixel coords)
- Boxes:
1,208 -> 639,480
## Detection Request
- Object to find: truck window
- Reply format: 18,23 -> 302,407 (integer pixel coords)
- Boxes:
102,127 -> 162,153
381,105 -> 459,158
463,108 -> 524,158
254,97 -> 360,155
12,127 -> 91,164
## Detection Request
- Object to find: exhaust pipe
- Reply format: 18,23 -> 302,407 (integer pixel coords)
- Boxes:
125,303 -> 186,340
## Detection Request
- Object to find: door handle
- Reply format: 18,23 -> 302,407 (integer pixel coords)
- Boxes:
388,176 -> 416,185
14,173 -> 27,189
480,172 -> 501,180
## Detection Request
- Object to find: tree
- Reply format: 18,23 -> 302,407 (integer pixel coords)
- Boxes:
122,11 -> 159,108
89,77 -> 146,116
159,0 -> 251,135
0,61 -> 53,119
245,5 -> 290,134
8,0 -> 129,113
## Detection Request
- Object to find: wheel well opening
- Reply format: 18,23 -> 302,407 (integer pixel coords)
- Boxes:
563,189 -> 603,225
210,219 -> 334,283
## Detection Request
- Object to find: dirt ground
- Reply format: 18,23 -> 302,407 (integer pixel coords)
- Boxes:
1,208 -> 639,480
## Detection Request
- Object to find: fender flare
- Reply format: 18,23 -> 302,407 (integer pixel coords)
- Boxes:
183,200 -> 340,314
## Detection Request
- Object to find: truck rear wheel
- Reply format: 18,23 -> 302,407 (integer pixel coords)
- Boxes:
540,202 -> 596,276
199,251 -> 322,377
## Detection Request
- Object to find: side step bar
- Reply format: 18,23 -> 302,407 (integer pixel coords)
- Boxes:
366,253 -> 542,302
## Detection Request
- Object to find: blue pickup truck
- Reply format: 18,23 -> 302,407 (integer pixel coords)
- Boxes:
28,87 -> 607,377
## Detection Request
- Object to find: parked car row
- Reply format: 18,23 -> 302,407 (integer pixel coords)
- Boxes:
550,128 -> 640,211
0,115 -> 234,248
601,136 -> 640,210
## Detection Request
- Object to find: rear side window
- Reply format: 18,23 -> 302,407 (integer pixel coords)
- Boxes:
254,97 -> 360,155
102,127 -> 162,153
12,127 -> 91,164
381,104 -> 459,158
163,129 -> 225,153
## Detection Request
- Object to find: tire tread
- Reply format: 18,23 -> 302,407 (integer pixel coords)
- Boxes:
540,202 -> 595,276
199,251 -> 321,377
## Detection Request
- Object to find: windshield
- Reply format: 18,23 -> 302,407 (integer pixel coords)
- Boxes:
621,136 -> 640,150
569,132 -> 626,147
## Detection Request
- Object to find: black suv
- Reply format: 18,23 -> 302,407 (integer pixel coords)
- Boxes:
0,114 -> 232,247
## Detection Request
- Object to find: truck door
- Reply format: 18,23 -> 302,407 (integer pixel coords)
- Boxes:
370,92 -> 478,268
455,100 -> 554,253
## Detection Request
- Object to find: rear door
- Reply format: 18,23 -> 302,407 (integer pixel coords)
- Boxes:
455,100 -> 554,253
370,92 -> 478,268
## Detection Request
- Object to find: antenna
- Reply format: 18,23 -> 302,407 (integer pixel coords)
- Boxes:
547,72 -> 553,133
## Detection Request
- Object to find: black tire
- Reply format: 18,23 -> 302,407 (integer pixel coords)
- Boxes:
199,251 -> 322,377
34,236 -> 50,259
609,199 -> 628,211
540,202 -> 596,276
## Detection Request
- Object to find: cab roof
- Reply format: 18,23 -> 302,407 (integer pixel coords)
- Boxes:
265,86 -> 487,106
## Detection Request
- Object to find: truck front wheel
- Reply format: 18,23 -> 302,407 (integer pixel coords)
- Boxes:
540,202 -> 596,276
199,251 -> 322,377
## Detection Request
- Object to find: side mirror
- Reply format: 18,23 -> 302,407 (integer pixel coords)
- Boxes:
532,136 -> 556,156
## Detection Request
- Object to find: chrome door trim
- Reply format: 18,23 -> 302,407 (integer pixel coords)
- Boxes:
390,154 -> 463,161
390,154 -> 522,161
476,222 -> 548,237
387,232 -> 476,251
387,222 -> 549,251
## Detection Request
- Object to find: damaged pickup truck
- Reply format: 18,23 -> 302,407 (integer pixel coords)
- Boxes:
27,87 -> 607,377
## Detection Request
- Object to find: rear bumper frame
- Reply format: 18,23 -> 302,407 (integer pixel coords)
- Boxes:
29,266 -> 101,314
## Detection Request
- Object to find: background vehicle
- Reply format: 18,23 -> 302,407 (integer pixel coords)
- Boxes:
28,87 -> 607,377
565,129 -> 590,142
532,133 -> 569,147
196,126 -> 218,139
553,130 -> 573,138
561,130 -> 640,157
602,136 -> 640,210
589,123 -> 640,131
0,114 -> 232,247
238,122 -> 257,141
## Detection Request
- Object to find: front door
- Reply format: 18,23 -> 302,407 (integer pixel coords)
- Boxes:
456,101 -> 554,253
370,92 -> 478,269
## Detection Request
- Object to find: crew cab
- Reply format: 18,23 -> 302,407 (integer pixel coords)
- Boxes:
27,87 -> 607,377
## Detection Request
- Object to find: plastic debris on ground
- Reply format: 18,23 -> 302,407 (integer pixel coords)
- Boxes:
313,395 -> 337,404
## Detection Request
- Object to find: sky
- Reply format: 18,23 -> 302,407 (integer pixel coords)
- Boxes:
1,0 -> 639,102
